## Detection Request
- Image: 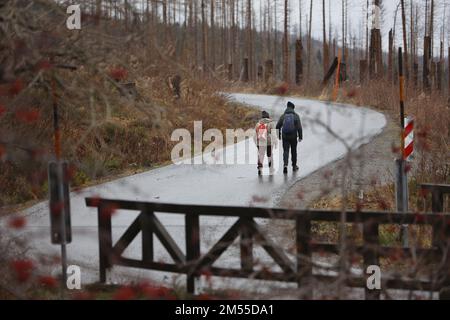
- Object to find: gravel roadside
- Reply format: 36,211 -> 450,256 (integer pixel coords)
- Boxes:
279,112 -> 400,209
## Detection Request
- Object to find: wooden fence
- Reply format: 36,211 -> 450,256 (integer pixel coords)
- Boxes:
86,189 -> 450,300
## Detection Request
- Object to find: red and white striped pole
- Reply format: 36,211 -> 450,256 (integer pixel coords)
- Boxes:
397,48 -> 409,247
403,116 -> 414,161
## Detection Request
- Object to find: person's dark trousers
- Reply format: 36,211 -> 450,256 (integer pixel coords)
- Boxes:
282,138 -> 298,167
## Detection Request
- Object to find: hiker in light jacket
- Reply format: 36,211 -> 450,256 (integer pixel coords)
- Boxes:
254,111 -> 277,175
276,101 -> 303,174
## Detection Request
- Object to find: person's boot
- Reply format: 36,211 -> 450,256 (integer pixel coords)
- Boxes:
293,165 -> 299,172
268,162 -> 274,175
283,166 -> 288,174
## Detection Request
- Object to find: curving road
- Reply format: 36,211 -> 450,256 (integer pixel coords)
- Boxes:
2,93 -> 387,290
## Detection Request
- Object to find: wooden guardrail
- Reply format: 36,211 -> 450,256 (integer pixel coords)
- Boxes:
86,198 -> 450,300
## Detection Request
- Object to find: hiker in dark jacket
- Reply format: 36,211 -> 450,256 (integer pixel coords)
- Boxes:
276,101 -> 303,174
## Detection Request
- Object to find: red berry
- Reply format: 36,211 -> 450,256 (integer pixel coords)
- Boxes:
11,259 -> 34,282
15,108 -> 40,123
8,216 -> 27,229
113,286 -> 136,300
38,276 -> 58,289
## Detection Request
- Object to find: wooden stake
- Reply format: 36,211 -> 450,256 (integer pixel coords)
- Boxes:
333,50 -> 342,101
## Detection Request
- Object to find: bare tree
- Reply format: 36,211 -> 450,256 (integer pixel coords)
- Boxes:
400,0 -> 409,80
246,0 -> 253,81
211,0 -> 216,69
95,0 -> 102,25
430,0 -> 434,59
306,0 -> 312,81
322,0 -> 329,77
299,0 -> 302,37
283,0 -> 289,82
366,0 -> 369,61
201,0 -> 208,72
342,0 -> 345,63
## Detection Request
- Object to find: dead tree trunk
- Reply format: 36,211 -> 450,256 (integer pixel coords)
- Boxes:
95,0 -> 102,25
210,0 -> 216,70
369,29 -> 382,79
283,0 -> 290,83
265,59 -> 274,83
124,0 -> 129,30
295,39 -> 303,85
246,0 -> 253,81
322,0 -> 329,77
163,0 -> 167,25
431,62 -> 436,90
437,60 -> 442,91
366,0 -> 369,61
423,36 -> 431,91
257,65 -> 263,81
332,38 -> 336,58
448,47 -> 450,94
409,0 -> 415,76
306,0 -> 312,81
369,0 -> 382,79
201,0 -> 208,73
413,62 -> 418,87
341,0 -> 345,62
341,0 -> 348,78
273,0 -> 278,79
359,60 -> 368,84
222,0 -> 227,67
400,0 -> 409,80
230,0 -> 237,79
194,0 -> 199,66
429,0 -> 434,59
388,29 -> 393,82
243,58 -> 249,82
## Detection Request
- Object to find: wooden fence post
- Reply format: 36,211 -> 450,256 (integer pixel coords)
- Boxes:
186,213 -> 200,294
98,204 -> 113,283
363,219 -> 380,300
436,217 -> 450,300
141,211 -> 154,263
240,218 -> 254,273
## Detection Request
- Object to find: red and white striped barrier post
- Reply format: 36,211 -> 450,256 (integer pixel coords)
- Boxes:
403,116 -> 414,161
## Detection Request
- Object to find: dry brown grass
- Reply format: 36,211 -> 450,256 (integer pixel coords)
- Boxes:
236,77 -> 449,185
321,80 -> 449,184
0,1 -> 259,208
